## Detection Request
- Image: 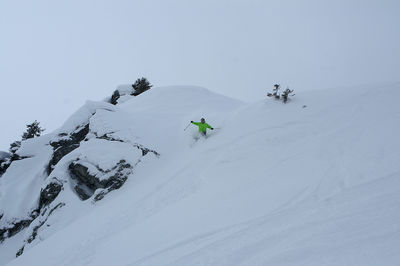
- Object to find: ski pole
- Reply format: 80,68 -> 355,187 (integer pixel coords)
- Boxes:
184,122 -> 192,131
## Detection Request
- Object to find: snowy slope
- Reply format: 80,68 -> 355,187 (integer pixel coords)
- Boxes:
2,84 -> 400,266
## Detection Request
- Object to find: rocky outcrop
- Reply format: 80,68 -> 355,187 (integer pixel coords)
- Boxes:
109,86 -> 133,105
1,176 -> 63,245
0,98 -> 160,260
1,151 -> 33,178
69,159 -> 132,201
16,202 -> 65,257
14,180 -> 64,257
109,81 -> 151,105
0,154 -> 10,176
38,179 -> 63,210
47,124 -> 89,175
0,160 -> 10,177
11,178 -> 64,257
95,133 -> 160,157
0,211 -> 38,244
0,151 -> 25,177
110,90 -> 120,105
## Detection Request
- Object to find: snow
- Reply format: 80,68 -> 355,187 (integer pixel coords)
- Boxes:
72,138 -> 143,180
2,84 -> 400,265
115,84 -> 133,95
0,232 -> 25,266
0,135 -> 53,222
54,100 -> 116,135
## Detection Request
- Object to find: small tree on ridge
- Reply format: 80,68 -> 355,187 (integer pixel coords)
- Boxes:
131,77 -> 152,96
22,120 -> 45,140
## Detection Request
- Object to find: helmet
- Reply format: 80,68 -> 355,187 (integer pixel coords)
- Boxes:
201,118 -> 205,123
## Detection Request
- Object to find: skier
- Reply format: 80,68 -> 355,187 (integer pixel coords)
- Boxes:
191,118 -> 214,137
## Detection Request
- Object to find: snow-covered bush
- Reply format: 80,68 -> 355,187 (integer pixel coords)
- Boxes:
6,120 -> 45,162
9,141 -> 21,155
281,88 -> 294,104
267,84 -> 280,99
267,84 -> 294,103
22,120 -> 45,140
131,77 -> 152,96
1,120 -> 44,174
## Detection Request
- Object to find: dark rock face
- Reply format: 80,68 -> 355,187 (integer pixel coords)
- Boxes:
93,161 -> 132,201
1,102 -> 161,256
16,202 -> 65,257
110,90 -> 120,105
16,246 -> 24,257
68,163 -> 96,200
0,152 -> 10,175
28,203 -> 64,245
69,160 -> 132,201
0,159 -> 9,177
67,134 -> 159,201
110,81 -> 151,105
1,125 -> 87,248
47,124 -> 89,175
47,144 -> 79,175
1,170 -> 63,252
1,154 -> 30,177
96,133 -> 160,157
38,179 -> 63,210
0,212 -> 38,244
50,124 -> 90,150
137,144 -> 159,157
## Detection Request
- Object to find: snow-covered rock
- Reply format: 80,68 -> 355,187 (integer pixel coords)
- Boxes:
109,84 -> 134,105
0,152 -> 11,177
0,94 -> 162,261
109,83 -> 150,105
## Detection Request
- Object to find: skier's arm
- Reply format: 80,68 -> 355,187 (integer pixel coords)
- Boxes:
206,123 -> 214,130
191,121 -> 201,126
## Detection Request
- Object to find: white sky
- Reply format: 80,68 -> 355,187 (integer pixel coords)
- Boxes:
1,0 -> 399,151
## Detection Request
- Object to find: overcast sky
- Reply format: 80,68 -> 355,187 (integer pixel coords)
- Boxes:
1,0 -> 399,150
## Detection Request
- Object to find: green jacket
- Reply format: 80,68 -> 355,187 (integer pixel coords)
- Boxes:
192,121 -> 213,132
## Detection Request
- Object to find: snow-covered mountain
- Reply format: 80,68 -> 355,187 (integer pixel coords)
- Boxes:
1,84 -> 400,266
